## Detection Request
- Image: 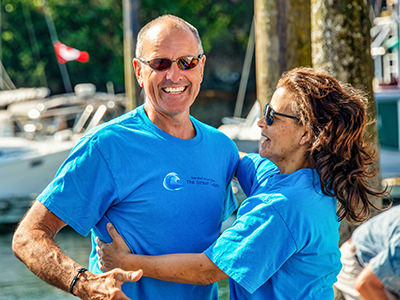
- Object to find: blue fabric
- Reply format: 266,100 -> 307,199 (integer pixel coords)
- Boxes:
37,105 -> 239,300
205,154 -> 341,300
352,205 -> 400,296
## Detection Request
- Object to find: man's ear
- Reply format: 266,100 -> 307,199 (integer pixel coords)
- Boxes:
133,59 -> 144,87
199,55 -> 206,82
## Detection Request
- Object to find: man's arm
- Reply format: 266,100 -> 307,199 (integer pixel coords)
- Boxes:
97,223 -> 229,285
12,201 -> 142,300
354,263 -> 389,300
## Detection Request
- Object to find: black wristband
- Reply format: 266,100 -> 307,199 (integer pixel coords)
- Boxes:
69,267 -> 87,296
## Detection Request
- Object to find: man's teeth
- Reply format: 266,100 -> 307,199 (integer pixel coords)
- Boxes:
163,87 -> 185,94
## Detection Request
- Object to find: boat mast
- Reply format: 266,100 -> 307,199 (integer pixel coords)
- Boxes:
42,0 -> 73,93
123,0 -> 140,111
0,1 -> 16,90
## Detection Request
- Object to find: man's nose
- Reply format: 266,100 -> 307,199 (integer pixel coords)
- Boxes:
165,62 -> 183,82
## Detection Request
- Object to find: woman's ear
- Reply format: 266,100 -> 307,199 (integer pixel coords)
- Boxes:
300,129 -> 313,146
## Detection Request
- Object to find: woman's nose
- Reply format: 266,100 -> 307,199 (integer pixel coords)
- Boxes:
257,117 -> 266,128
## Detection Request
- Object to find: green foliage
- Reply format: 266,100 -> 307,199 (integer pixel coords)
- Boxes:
1,0 -> 253,94
140,0 -> 252,55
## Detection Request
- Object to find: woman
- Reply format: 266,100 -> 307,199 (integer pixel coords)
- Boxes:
97,67 -> 389,299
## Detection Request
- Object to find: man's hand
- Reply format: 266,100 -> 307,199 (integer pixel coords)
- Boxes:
96,223 -> 132,272
74,268 -> 142,300
12,201 -> 142,300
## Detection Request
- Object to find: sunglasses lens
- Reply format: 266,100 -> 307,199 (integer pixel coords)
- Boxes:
177,56 -> 199,70
265,105 -> 273,125
149,58 -> 172,71
145,56 -> 201,71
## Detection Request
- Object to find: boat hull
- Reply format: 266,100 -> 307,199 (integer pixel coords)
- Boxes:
0,138 -> 74,224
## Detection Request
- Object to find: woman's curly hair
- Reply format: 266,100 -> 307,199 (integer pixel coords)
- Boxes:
277,67 -> 389,223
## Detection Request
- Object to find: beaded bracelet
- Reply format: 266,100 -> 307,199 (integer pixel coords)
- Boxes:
69,267 -> 88,295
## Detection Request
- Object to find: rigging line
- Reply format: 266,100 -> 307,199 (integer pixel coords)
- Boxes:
41,0 -> 72,93
22,4 -> 48,87
41,0 -> 59,42
234,17 -> 255,118
0,1 -> 16,90
0,61 -> 16,89
0,76 -> 12,89
0,0 -> 3,88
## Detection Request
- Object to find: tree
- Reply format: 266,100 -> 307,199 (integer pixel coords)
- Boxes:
254,0 -> 311,110
1,0 -> 254,95
311,0 -> 382,244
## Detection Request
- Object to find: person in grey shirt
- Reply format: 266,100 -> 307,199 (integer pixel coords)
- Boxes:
335,205 -> 400,300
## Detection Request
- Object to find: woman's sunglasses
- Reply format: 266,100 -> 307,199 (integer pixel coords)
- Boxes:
138,54 -> 204,71
264,104 -> 300,125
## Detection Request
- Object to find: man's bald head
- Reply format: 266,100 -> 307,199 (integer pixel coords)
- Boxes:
135,15 -> 204,58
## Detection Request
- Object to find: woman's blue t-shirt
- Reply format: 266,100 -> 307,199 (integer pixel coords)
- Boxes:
205,154 -> 341,300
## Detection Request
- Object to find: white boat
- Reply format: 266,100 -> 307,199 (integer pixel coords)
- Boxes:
0,87 -> 50,108
0,84 -> 127,223
218,102 -> 261,153
0,135 -> 77,224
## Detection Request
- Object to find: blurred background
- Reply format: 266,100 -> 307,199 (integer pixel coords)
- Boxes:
0,0 -> 256,127
1,0 -> 400,299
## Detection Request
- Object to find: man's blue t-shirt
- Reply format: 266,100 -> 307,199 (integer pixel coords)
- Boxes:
352,205 -> 400,296
37,105 -> 239,300
205,154 -> 341,300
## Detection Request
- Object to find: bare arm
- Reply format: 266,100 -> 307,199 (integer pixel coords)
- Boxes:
97,223 -> 229,285
354,263 -> 389,300
12,201 -> 142,300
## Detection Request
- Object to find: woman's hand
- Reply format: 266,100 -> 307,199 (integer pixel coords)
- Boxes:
96,223 -> 132,272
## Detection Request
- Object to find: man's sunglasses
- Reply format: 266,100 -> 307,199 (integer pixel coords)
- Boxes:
264,104 -> 300,126
138,54 -> 204,71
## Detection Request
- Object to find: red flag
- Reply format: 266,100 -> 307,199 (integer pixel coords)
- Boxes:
53,41 -> 89,64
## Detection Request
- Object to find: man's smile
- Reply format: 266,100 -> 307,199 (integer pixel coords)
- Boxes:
162,86 -> 187,94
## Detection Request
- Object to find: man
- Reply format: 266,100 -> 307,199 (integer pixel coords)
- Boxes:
335,205 -> 400,300
12,15 -> 239,300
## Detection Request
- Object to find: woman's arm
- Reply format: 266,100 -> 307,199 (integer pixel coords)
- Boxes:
97,223 -> 229,285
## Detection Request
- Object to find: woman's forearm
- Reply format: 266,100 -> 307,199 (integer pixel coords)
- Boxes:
121,252 -> 228,285
97,223 -> 228,285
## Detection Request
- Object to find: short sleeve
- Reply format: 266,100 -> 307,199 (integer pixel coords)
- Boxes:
220,145 -> 240,221
220,182 -> 238,222
236,154 -> 279,196
37,135 -> 119,236
204,195 -> 297,294
236,154 -> 258,196
370,234 -> 400,294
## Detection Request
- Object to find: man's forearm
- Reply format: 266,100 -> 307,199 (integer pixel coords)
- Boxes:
13,202 -> 143,300
13,227 -> 82,292
357,283 -> 388,300
120,252 -> 228,285
355,264 -> 388,300
12,202 -> 82,294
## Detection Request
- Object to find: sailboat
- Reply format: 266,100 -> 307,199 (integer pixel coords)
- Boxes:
0,83 -> 126,224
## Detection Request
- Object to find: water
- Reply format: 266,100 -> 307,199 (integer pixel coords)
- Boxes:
0,227 -> 90,300
0,226 -> 229,299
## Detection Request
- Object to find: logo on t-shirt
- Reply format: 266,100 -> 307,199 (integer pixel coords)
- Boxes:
163,172 -> 221,191
163,172 -> 184,191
